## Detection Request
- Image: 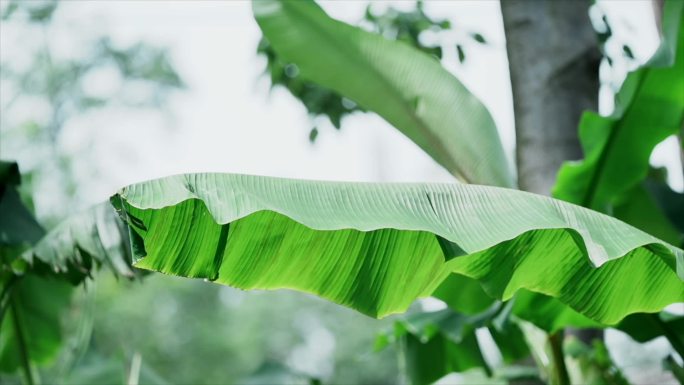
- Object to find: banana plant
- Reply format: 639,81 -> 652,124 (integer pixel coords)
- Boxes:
0,163 -> 137,385
2,0 -> 683,384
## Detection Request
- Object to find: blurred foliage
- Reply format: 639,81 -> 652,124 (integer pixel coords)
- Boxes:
0,162 -> 73,385
46,273 -> 401,385
1,0 -> 58,23
376,303 -> 537,385
0,0 -> 183,226
565,338 -> 629,385
257,0 -> 487,142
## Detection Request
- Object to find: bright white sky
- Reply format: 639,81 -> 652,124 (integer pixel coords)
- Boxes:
0,0 -> 682,218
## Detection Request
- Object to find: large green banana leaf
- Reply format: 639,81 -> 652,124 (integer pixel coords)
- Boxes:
553,0 -> 684,210
253,0 -> 513,187
104,173 -> 684,324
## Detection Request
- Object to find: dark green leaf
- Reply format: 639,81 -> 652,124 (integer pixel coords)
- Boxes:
432,273 -> 495,315
0,273 -> 72,374
554,1 -> 684,211
457,44 -> 466,63
470,33 -> 487,44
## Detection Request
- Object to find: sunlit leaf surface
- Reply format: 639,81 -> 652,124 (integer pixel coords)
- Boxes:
108,173 -> 683,323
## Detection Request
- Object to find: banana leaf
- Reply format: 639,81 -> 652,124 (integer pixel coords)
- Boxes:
253,0 -> 513,187
21,202 -> 136,284
101,173 -> 684,324
376,303 -> 531,384
0,162 -> 72,377
553,0 -> 684,211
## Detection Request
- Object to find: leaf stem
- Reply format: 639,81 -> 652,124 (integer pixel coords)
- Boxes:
548,330 -> 570,385
0,275 -> 18,325
10,296 -> 34,385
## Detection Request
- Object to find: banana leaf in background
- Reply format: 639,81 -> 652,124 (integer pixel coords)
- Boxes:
253,0 -> 514,187
100,173 -> 683,324
0,162 -> 73,379
553,0 -> 684,212
0,162 -> 138,380
375,303 -> 533,385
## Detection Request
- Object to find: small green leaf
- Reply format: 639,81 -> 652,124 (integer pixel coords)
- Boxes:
308,127 -> 319,143
456,44 -> 466,63
470,33 -> 487,44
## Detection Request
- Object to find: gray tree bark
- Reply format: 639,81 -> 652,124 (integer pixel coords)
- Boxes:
653,0 -> 664,31
501,0 -> 600,196
501,0 -> 602,347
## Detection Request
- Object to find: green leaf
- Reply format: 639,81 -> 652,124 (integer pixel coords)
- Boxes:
0,162 -> 21,186
22,202 -> 136,283
0,161 -> 73,380
645,179 -> 684,236
511,291 -> 601,334
308,127 -> 319,143
553,1 -> 684,210
456,44 -> 466,64
0,273 -> 72,376
0,163 -> 44,247
616,312 -> 684,356
108,173 -> 683,323
489,322 -> 530,364
382,304 -> 530,383
403,331 -> 488,385
382,308 -> 494,385
614,183 -> 682,246
394,305 -> 499,345
564,338 -> 629,385
470,33 -> 487,44
432,273 -> 495,315
663,355 -> 684,384
253,0 -> 513,187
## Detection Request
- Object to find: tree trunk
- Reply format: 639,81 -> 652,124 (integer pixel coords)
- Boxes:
501,0 -> 602,345
501,0 -> 600,196
653,0 -> 664,31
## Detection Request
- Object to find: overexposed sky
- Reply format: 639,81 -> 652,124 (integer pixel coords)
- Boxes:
0,0 -> 681,220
